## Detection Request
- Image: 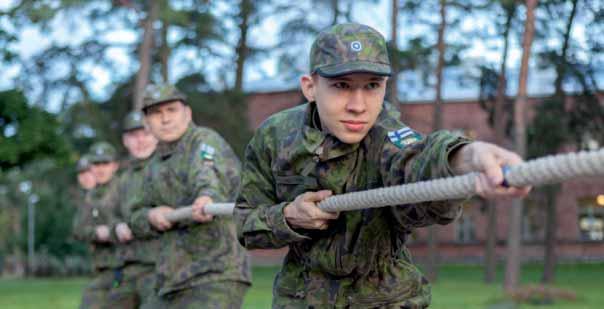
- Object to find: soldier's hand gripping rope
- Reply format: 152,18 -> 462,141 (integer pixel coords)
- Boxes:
165,147 -> 604,223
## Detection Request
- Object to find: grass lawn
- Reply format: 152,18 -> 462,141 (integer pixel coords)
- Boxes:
1,263 -> 603,308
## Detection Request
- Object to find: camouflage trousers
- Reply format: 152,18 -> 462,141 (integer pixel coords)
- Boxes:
273,297 -> 429,309
142,281 -> 249,309
79,268 -> 112,309
272,277 -> 431,309
105,263 -> 156,308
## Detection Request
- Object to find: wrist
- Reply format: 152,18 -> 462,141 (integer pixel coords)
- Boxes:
283,203 -> 298,228
450,143 -> 474,175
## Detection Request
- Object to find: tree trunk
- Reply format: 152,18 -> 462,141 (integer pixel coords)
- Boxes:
331,0 -> 340,25
554,0 -> 577,97
133,0 -> 159,111
388,0 -> 399,105
485,3 -> 515,284
427,0 -> 447,283
542,185 -> 559,283
433,0 -> 446,131
160,16 -> 170,83
234,0 -> 251,92
542,0 -> 577,284
504,0 -> 537,292
484,199 -> 498,283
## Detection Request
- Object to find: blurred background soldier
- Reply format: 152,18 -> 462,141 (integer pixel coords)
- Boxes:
73,141 -> 123,309
129,84 -> 250,308
104,111 -> 159,308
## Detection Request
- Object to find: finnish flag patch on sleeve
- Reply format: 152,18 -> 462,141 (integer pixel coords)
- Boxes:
199,144 -> 216,161
387,127 -> 421,149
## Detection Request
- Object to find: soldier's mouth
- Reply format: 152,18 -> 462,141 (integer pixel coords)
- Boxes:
341,120 -> 367,132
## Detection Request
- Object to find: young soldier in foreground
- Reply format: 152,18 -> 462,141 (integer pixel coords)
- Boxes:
104,111 -> 159,308
73,142 -> 123,309
129,85 -> 251,308
234,23 -> 530,308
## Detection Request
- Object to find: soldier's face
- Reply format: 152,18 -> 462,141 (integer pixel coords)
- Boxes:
144,101 -> 192,143
77,170 -> 96,190
122,128 -> 158,159
91,162 -> 119,185
301,73 -> 387,144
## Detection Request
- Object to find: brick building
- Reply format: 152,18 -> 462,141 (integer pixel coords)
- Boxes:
243,86 -> 604,264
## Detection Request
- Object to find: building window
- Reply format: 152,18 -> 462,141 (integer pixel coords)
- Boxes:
578,196 -> 604,242
455,215 -> 476,243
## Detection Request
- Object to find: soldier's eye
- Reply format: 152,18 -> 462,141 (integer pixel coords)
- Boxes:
366,82 -> 380,90
332,82 -> 349,89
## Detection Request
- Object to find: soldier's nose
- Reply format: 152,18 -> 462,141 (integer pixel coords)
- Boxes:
346,90 -> 366,113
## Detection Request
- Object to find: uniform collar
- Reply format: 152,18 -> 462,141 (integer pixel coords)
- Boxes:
94,176 -> 116,194
125,155 -> 153,171
302,103 -> 360,161
156,123 -> 196,159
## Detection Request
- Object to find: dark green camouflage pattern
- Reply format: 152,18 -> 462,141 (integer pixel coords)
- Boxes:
129,124 -> 251,297
106,263 -> 157,308
110,156 -> 160,265
89,141 -> 117,163
74,180 -> 126,309
141,281 -> 248,309
72,179 -> 121,270
102,156 -> 161,307
234,102 -> 471,308
78,268 -> 113,309
122,111 -> 145,132
141,84 -> 187,112
310,23 -> 391,77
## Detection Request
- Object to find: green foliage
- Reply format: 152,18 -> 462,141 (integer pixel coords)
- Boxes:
0,90 -> 72,170
176,74 -> 252,157
527,98 -> 568,159
0,160 -> 88,270
477,65 -> 515,139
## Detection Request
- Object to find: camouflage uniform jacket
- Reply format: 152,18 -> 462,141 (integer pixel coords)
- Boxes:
129,123 -> 251,296
72,180 -> 121,270
235,103 -> 471,308
110,156 -> 161,266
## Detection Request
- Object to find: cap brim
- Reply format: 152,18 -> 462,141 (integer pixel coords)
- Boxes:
141,99 -> 187,112
90,156 -> 116,164
122,125 -> 145,133
315,61 -> 391,78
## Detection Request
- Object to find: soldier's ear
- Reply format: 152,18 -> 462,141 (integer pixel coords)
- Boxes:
300,74 -> 316,102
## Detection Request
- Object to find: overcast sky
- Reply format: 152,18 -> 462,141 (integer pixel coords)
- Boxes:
0,0 -> 593,112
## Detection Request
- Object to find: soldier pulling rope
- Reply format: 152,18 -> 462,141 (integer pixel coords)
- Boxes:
166,148 -> 604,222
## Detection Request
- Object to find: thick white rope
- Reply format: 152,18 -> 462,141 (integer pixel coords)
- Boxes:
165,148 -> 604,223
165,203 -> 234,222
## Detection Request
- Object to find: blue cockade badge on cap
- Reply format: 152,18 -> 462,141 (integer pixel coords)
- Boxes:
387,127 -> 421,149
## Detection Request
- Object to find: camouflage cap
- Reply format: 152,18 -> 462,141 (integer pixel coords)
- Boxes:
310,23 -> 391,77
123,111 -> 145,132
141,84 -> 187,112
88,141 -> 117,163
76,155 -> 93,172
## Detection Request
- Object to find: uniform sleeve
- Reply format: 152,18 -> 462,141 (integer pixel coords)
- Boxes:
188,130 -> 241,203
128,170 -> 161,239
381,130 -> 472,228
99,182 -> 121,244
234,130 -> 309,250
105,179 -> 125,242
72,204 -> 97,243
